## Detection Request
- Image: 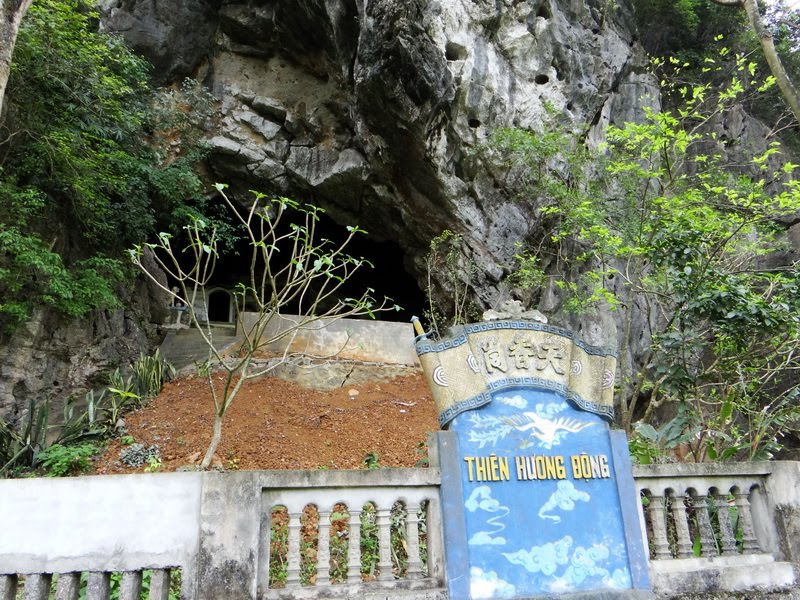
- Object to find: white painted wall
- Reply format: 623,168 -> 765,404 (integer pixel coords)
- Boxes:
0,472 -> 202,573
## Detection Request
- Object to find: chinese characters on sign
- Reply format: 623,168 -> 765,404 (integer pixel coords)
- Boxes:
480,335 -> 566,375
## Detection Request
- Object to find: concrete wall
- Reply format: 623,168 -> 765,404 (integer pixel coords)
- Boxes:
0,472 -> 201,583
241,313 -> 419,366
764,461 -> 800,568
2,463 -> 799,599
0,468 -> 444,600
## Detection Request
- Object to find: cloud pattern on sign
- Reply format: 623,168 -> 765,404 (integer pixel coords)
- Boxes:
502,536 -> 573,576
502,536 -> 623,592
547,544 -> 631,592
497,394 -> 528,409
538,480 -> 591,523
470,567 -> 516,599
534,400 -> 568,418
465,485 -> 509,546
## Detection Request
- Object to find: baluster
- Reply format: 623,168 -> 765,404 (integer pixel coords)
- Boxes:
406,502 -> 425,579
286,511 -> 303,586
118,571 -> 143,600
734,490 -> 761,554
316,509 -> 332,587
346,509 -> 362,583
670,493 -> 694,558
85,572 -> 111,600
691,493 -> 718,557
714,492 -> 738,554
647,495 -> 673,559
148,569 -> 171,600
55,572 -> 81,600
0,574 -> 18,600
376,505 -> 395,582
24,574 -> 52,600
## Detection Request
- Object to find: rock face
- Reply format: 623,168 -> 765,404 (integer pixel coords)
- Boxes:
0,260 -> 169,424
0,0 -> 668,422
101,0 -> 656,316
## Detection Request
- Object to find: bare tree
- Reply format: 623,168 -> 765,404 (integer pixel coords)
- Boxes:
0,0 -> 33,117
131,185 -> 396,468
710,0 -> 800,124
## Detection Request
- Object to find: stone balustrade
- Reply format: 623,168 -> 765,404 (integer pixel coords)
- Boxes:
633,462 -> 798,595
260,486 -> 440,598
2,459 -> 799,599
634,463 -> 769,560
0,569 -> 177,600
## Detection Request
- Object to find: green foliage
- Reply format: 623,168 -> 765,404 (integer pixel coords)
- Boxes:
490,48 -> 800,458
0,397 -> 105,477
269,506 -> 289,587
423,230 -> 479,339
70,570 -> 181,600
632,0 -> 800,150
362,451 -> 381,470
131,348 -> 175,400
329,507 -> 350,583
631,0 -> 745,59
37,442 -> 98,477
0,350 -> 173,477
143,454 -> 163,473
360,503 -> 380,579
0,0 -> 207,331
628,404 -> 700,464
0,228 -> 124,324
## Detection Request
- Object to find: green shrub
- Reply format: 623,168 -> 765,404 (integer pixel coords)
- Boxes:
37,443 -> 98,477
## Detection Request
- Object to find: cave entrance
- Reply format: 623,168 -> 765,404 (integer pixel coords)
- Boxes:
196,199 -> 426,324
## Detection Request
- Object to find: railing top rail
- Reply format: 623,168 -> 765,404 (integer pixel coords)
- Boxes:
633,462 -> 772,480
205,467 -> 442,489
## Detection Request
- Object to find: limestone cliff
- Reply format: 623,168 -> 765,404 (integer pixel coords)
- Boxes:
2,0 -> 660,420
105,0 -> 655,321
4,0 -> 789,423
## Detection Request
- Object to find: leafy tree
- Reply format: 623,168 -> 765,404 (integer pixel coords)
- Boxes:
631,0 -> 745,59
709,0 -> 800,124
131,185 -> 398,469
486,51 -> 800,460
0,0 -> 207,331
631,0 -> 800,129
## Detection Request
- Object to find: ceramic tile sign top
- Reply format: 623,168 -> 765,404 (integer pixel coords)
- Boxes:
416,320 -> 651,600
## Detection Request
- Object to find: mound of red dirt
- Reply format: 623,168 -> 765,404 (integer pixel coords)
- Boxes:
94,369 -> 439,473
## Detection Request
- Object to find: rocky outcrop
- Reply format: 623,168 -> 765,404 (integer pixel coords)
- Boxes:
3,0 -> 665,422
101,0 -> 657,318
0,257 -> 169,424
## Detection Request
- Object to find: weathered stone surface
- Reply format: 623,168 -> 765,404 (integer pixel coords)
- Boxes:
0,271 -> 167,425
98,0 -> 220,82
5,0 -> 779,424
0,0 -> 646,426
105,0 -> 655,308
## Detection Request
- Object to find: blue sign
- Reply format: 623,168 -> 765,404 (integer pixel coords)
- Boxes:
451,388 -> 631,598
416,319 -> 651,599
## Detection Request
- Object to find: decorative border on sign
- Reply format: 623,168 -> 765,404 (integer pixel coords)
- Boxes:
415,331 -> 468,356
439,392 -> 493,428
416,320 -> 616,358
439,376 -> 615,428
